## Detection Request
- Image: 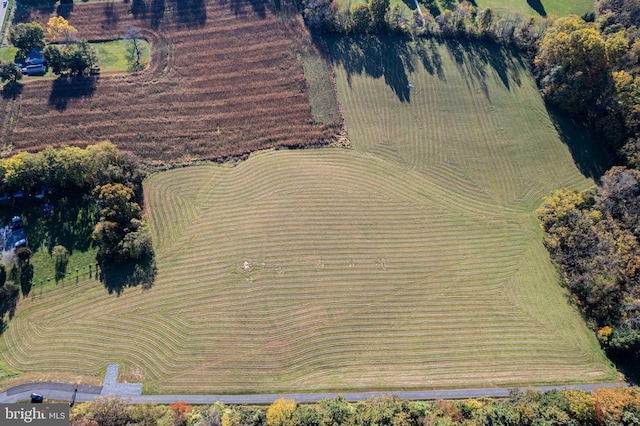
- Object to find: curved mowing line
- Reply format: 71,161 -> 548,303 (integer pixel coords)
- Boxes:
2,150 -> 614,392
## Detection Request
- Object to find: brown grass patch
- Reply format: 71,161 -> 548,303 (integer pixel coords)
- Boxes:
4,0 -> 336,164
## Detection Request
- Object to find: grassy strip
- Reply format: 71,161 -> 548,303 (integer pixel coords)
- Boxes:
475,0 -> 593,17
299,53 -> 341,127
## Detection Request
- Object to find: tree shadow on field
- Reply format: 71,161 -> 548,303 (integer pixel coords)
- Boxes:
607,349 -> 640,385
328,35 -> 525,103
442,38 -> 525,101
2,82 -> 23,100
527,0 -> 547,17
20,264 -> 34,297
547,105 -> 611,179
221,0 -> 269,19
171,0 -> 207,26
329,35 -> 415,102
131,0 -> 147,19
13,3 -> 56,23
99,256 -> 157,295
103,1 -> 119,30
151,0 -> 165,29
48,76 -> 97,111
56,0 -> 74,20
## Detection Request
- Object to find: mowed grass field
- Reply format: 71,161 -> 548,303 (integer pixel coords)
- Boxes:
335,0 -> 593,19
0,36 -> 615,392
474,0 -> 593,17
1,0 -> 334,162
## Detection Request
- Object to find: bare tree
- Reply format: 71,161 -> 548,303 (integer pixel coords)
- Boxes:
123,25 -> 144,71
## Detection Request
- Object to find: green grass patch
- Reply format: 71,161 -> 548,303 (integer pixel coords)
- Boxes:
0,360 -> 18,381
0,192 -> 98,294
333,0 -> 593,17
0,47 -> 17,64
300,53 -> 341,127
93,39 -> 150,74
475,0 -> 593,17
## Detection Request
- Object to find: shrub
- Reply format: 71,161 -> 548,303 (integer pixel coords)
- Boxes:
562,390 -> 598,425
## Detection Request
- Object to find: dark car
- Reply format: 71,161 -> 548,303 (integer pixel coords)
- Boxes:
30,393 -> 43,403
21,64 -> 46,76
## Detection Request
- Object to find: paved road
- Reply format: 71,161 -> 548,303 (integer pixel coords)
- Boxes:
0,0 -> 9,42
0,382 -> 628,405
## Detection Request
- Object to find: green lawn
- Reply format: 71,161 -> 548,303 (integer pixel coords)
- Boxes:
93,39 -> 150,74
0,193 -> 98,294
0,35 -> 616,393
475,0 -> 593,17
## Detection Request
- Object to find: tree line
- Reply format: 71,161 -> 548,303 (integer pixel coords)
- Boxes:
529,2 -> 640,363
69,388 -> 640,426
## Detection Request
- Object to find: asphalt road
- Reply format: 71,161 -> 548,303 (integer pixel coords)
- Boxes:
0,382 -> 628,405
0,0 -> 8,40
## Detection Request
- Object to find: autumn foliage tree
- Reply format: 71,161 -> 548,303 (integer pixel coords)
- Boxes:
92,182 -> 152,262
538,167 -> 640,358
169,401 -> 192,426
47,16 -> 78,43
267,398 -> 297,426
535,16 -> 608,114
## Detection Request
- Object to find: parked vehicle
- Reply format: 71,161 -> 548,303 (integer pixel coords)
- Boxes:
21,64 -> 46,76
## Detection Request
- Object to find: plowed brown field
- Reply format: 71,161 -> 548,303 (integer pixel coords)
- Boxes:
4,0 -> 334,163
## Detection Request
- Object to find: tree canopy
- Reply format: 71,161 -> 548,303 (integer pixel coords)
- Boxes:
9,22 -> 45,56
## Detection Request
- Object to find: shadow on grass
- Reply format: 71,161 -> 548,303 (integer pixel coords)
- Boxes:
328,35 -> 415,102
48,76 -> 98,112
547,106 -> 611,180
99,256 -> 157,295
20,264 -> 33,297
527,0 -> 547,17
328,35 -> 524,103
